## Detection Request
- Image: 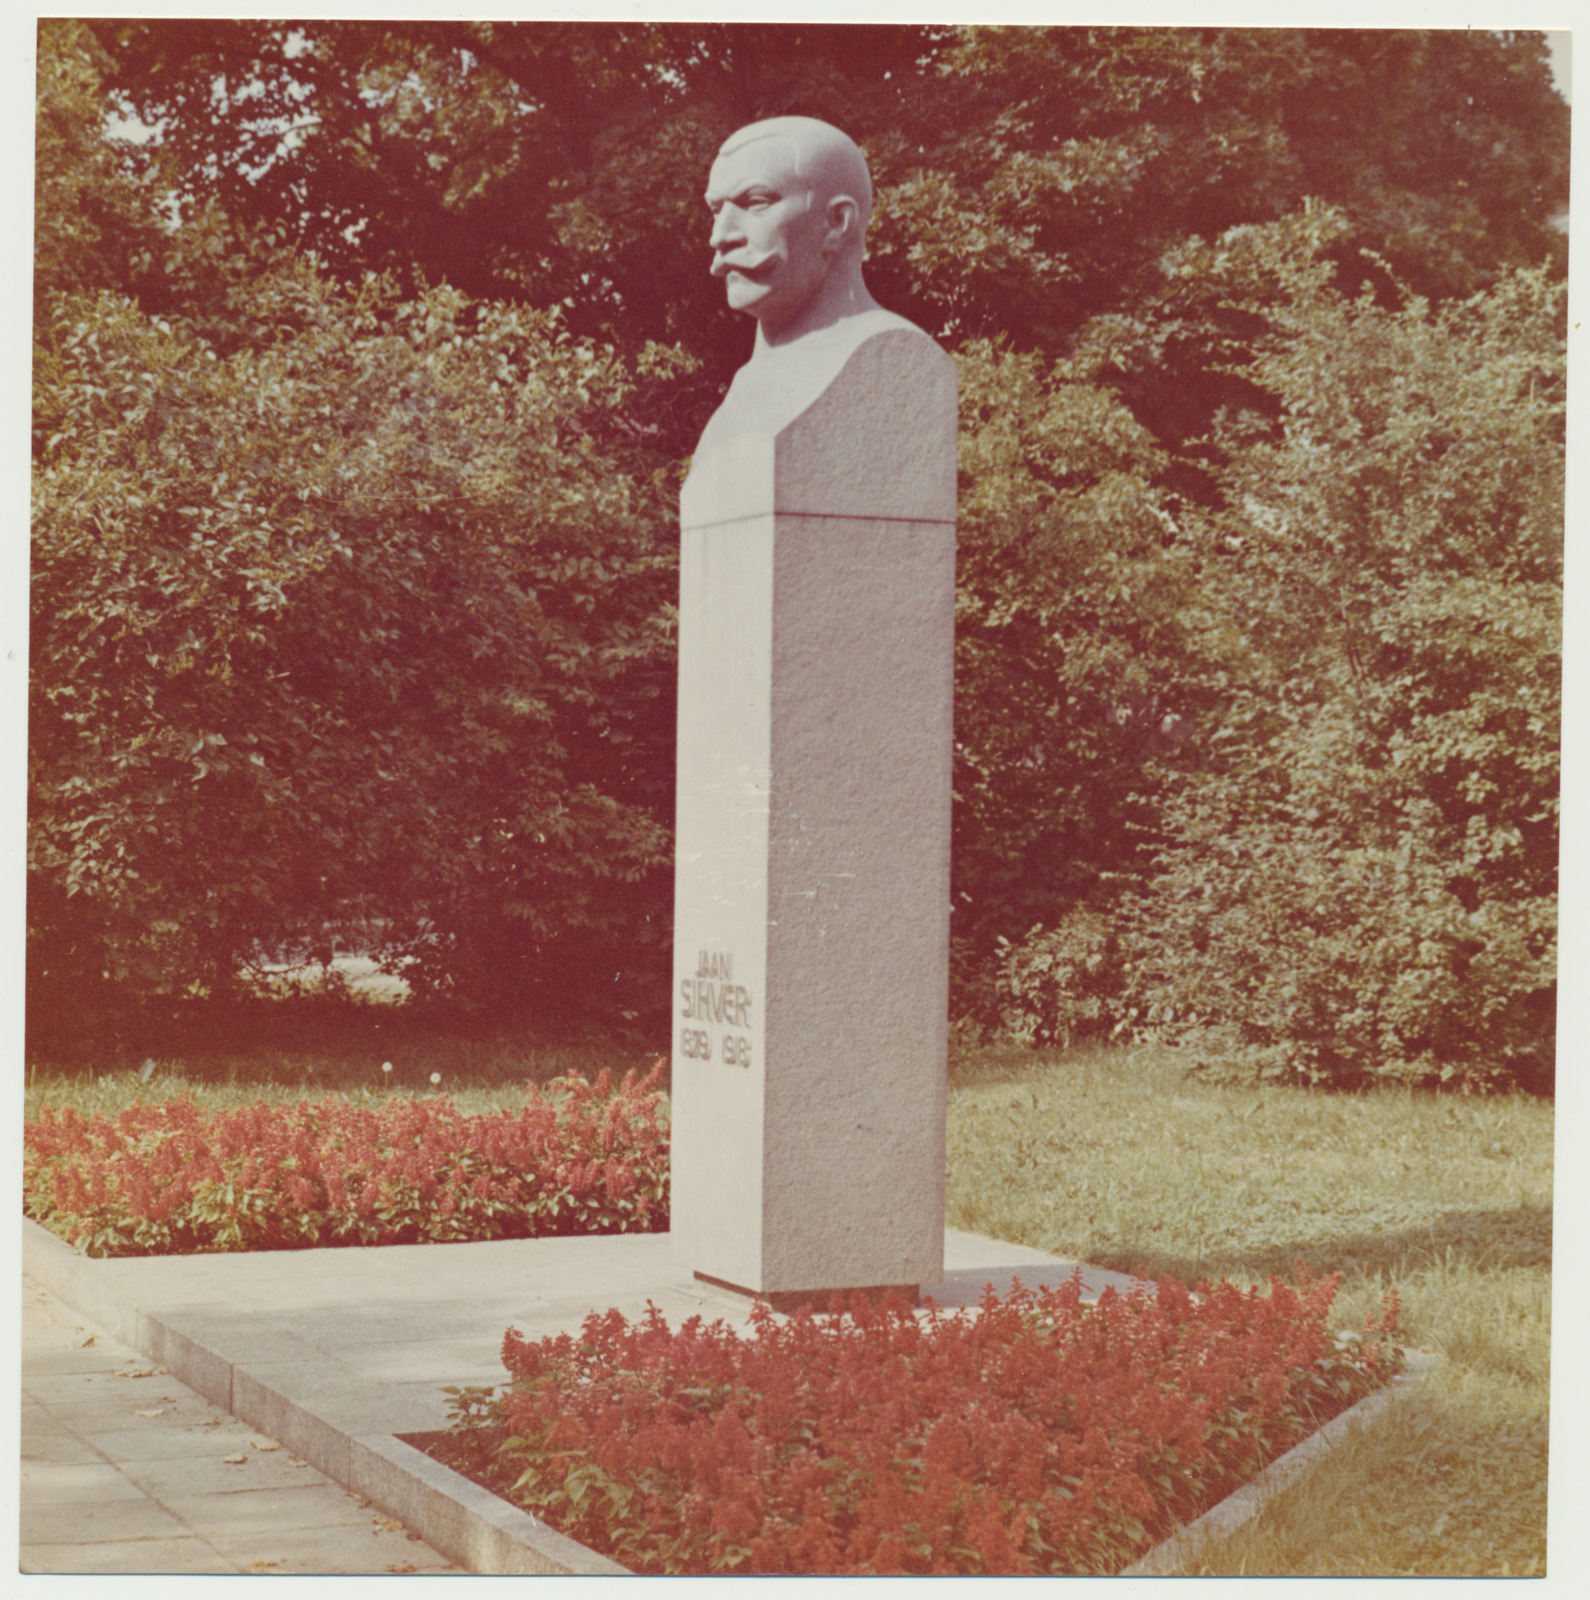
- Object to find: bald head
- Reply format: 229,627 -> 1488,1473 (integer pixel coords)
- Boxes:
705,116 -> 880,346
716,117 -> 874,238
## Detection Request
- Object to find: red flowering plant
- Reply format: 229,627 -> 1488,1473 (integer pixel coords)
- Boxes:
23,1066 -> 667,1257
438,1269 -> 1402,1575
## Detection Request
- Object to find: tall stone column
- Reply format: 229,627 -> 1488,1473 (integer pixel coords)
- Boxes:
670,328 -> 957,1302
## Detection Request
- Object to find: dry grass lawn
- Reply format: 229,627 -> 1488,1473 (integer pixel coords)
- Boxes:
945,1042 -> 1553,1577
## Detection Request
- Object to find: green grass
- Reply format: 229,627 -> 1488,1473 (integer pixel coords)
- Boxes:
24,1034 -> 665,1122
23,1028 -> 1552,1574
945,1041 -> 1552,1577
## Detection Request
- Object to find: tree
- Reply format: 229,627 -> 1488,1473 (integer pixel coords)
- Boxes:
35,22 -> 1567,1064
948,338 -> 1214,1030
31,24 -> 682,1039
1017,216 -> 1562,1088
32,22 -> 168,320
85,22 -> 1567,462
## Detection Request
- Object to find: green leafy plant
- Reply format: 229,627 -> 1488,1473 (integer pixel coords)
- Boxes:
994,217 -> 1561,1089
434,1268 -> 1401,1575
1122,231 -> 1561,1088
23,1066 -> 668,1256
31,25 -> 681,1039
33,23 -> 1569,1057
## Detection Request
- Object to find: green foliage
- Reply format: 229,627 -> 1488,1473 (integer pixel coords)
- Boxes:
993,912 -> 1129,1050
85,23 -> 1567,455
33,23 -> 1565,1073
1115,235 -> 1562,1087
949,339 -> 1215,1027
30,31 -> 680,1034
31,265 -> 677,1027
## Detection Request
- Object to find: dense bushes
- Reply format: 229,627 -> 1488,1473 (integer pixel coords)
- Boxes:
30,24 -> 680,1037
30,255 -> 679,1035
23,1068 -> 668,1256
948,341 -> 1210,1031
991,227 -> 1562,1087
438,1270 -> 1403,1575
31,24 -> 1563,1085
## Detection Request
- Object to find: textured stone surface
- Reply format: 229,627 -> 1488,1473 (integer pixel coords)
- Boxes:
23,1537 -> 241,1575
360,1434 -> 629,1576
159,1484 -> 373,1538
22,1498 -> 196,1545
24,1220 -> 1143,1574
19,1461 -> 149,1505
672,324 -> 957,1297
19,1274 -> 461,1576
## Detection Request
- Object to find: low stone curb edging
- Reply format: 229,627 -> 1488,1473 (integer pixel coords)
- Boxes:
1123,1346 -> 1440,1576
21,1218 -> 623,1575
23,1216 -> 1432,1577
354,1433 -> 625,1575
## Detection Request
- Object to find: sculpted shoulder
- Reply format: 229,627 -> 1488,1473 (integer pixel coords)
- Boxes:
681,316 -> 956,529
684,116 -> 956,526
691,309 -> 932,460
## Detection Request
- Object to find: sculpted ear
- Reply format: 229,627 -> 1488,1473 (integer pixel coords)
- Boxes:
823,194 -> 861,252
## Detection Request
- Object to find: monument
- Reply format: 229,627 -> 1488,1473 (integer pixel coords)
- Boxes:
670,117 -> 957,1305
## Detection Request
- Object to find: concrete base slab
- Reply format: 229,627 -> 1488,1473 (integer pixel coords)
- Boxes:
25,1216 -> 1141,1572
23,1216 -> 1424,1575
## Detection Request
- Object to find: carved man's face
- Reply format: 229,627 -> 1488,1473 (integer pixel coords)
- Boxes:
705,136 -> 835,335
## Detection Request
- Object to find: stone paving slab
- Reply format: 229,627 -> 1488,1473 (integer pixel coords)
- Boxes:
205,1519 -> 458,1577
159,1483 -> 375,1539
42,1390 -> 220,1433
22,1346 -> 134,1378
22,1536 -> 242,1575
19,1274 -> 463,1575
24,1370 -> 162,1405
22,1218 -> 1147,1574
24,1496 -> 200,1545
20,1460 -> 149,1505
116,1447 -> 328,1498
75,1423 -> 267,1465
18,1431 -> 107,1466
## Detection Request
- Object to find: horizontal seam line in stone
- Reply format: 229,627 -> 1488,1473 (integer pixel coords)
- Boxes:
682,513 -> 956,532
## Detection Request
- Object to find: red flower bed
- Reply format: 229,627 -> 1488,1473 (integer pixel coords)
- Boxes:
437,1271 -> 1402,1575
23,1067 -> 667,1257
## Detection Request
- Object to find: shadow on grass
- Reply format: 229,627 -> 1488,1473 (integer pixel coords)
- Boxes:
1091,1201 -> 1552,1288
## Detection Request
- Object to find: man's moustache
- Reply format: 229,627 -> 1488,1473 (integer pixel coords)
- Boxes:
711,251 -> 776,280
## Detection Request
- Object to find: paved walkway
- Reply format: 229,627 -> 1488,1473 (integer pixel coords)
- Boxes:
20,1277 -> 460,1575
20,1224 -> 1145,1573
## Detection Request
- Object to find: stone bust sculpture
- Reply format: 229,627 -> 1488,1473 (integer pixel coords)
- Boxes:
690,115 -> 928,460
670,116 -> 956,1301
